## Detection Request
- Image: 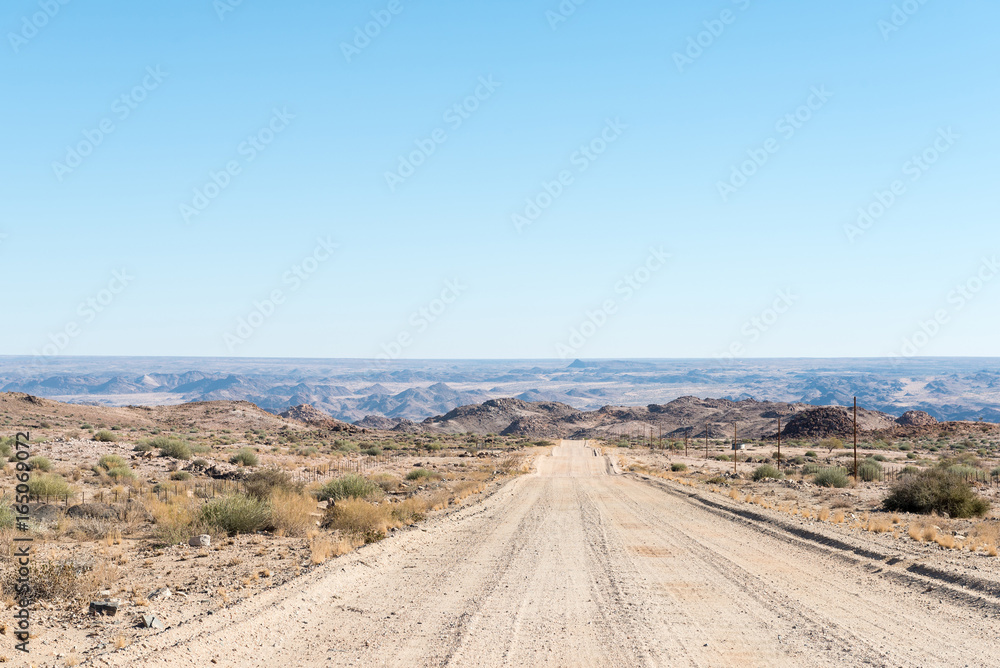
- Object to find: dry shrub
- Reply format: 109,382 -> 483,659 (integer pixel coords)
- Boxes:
908,524 -> 923,541
147,495 -> 200,545
818,507 -> 830,522
308,530 -> 361,564
831,510 -> 845,524
322,499 -> 398,543
269,489 -> 318,537
450,480 -> 484,502
390,497 -> 428,524
866,517 -> 892,533
935,533 -> 957,549
1,558 -> 119,602
728,488 -> 742,503
370,473 -> 401,493
498,455 -> 525,475
922,525 -> 938,542
427,491 -> 450,511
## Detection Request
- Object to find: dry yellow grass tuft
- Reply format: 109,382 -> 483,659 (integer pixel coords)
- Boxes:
831,509 -> 845,524
908,524 -> 923,541
269,489 -> 318,537
865,517 -> 892,534
935,533 -> 956,549
114,635 -> 128,649
922,526 -> 938,542
818,507 -> 830,522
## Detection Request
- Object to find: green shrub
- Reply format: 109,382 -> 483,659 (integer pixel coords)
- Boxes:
315,474 -> 381,502
192,458 -> 210,468
670,463 -> 687,472
200,494 -> 272,535
804,450 -> 818,458
189,443 -> 212,454
160,440 -> 192,460
0,438 -> 12,459
133,442 -> 154,453
170,471 -> 193,481
813,467 -> 850,488
27,456 -> 52,472
902,465 -> 920,475
858,459 -> 883,483
27,473 -> 73,498
871,454 -> 887,462
423,442 -> 443,452
362,447 -> 382,457
714,454 -> 731,462
93,430 -> 117,443
97,454 -> 127,470
751,464 -> 783,482
405,468 -> 440,481
883,469 -> 990,518
230,448 -> 259,467
791,455 -> 806,465
0,505 -> 14,530
335,441 -> 360,453
105,466 -> 136,481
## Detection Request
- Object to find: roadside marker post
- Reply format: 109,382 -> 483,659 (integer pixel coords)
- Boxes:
853,397 -> 859,481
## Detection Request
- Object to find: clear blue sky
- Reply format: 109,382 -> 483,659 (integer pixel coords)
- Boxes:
2,0 -> 998,361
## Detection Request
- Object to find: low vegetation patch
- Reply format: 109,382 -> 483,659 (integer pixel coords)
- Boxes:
405,468 -> 440,482
813,467 -> 850,488
200,493 -> 272,535
315,474 -> 382,503
751,464 -> 783,482
230,448 -> 259,467
883,469 -> 990,518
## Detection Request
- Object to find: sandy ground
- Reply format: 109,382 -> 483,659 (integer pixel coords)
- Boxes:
91,441 -> 1000,668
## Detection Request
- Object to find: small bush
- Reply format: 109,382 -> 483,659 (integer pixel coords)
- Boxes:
671,463 -> 687,472
105,466 -> 136,481
93,430 -> 117,443
315,474 -> 381,502
790,455 -> 806,465
858,459 -> 883,483
200,494 -> 272,535
243,469 -> 298,501
362,447 -> 382,457
170,471 -> 193,481
883,469 -> 990,518
0,505 -> 15,529
714,454 -> 731,462
230,448 -> 259,467
97,454 -> 127,470
871,454 -> 888,462
27,473 -> 74,498
390,497 -> 428,524
27,456 -> 52,472
804,450 -> 817,458
371,473 -> 401,493
133,442 -> 154,453
269,489 -> 317,537
752,464 -> 783,482
814,467 -> 850,488
322,498 -> 396,543
405,468 -> 440,481
192,458 -> 210,468
335,441 -> 360,453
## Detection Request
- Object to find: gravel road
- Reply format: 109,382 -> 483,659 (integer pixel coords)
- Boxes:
106,441 -> 999,667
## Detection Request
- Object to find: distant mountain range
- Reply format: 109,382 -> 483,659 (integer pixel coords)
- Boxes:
2,356 -> 999,424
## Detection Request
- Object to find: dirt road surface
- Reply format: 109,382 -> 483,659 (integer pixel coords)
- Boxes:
107,441 -> 999,667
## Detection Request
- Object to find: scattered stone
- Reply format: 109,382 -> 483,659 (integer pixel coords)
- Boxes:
149,587 -> 171,602
896,410 -> 938,427
89,600 -> 121,617
141,614 -> 165,630
67,503 -> 117,520
189,534 -> 211,547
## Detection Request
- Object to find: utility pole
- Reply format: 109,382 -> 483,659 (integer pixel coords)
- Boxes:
777,415 -> 781,466
853,396 -> 859,481
705,424 -> 709,460
733,422 -> 738,474
685,428 -> 690,457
